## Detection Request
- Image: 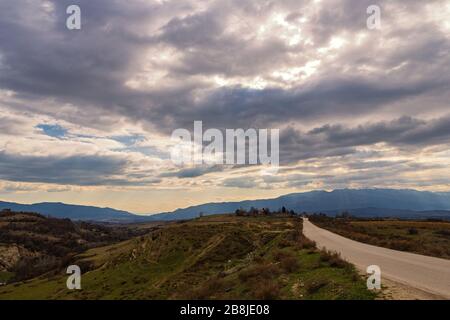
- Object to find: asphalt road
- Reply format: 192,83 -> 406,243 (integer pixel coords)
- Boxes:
303,218 -> 450,299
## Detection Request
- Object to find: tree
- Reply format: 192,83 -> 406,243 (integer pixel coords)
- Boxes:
249,207 -> 258,216
340,211 -> 351,219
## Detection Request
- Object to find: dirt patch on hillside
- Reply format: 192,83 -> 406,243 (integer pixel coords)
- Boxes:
380,277 -> 447,300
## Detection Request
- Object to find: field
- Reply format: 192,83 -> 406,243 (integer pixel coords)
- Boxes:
310,215 -> 450,259
0,215 -> 375,300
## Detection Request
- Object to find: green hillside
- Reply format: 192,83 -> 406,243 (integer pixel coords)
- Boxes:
0,215 -> 375,300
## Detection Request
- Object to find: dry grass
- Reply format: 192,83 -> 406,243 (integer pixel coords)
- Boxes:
310,215 -> 450,259
319,250 -> 352,269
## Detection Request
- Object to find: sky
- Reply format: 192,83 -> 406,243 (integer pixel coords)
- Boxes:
0,0 -> 449,214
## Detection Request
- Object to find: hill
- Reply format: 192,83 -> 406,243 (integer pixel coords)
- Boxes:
0,201 -> 149,223
0,215 -> 375,300
0,210 -> 152,283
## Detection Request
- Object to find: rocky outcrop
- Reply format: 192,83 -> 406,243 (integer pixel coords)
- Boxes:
0,245 -> 35,271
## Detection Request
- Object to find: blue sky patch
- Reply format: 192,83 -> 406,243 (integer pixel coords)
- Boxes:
110,135 -> 144,147
36,124 -> 67,138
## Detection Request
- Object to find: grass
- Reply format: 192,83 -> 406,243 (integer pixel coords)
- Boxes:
310,216 -> 450,259
0,215 -> 376,300
0,271 -> 14,283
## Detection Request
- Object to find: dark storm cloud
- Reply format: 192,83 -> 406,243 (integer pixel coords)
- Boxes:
279,115 -> 450,163
160,165 -> 224,179
315,161 -> 449,188
0,0 -> 449,189
220,159 -> 448,190
0,151 -> 145,186
0,0 -> 448,133
0,0 -> 161,128
308,116 -> 450,147
156,5 -> 293,78
152,78 -> 436,131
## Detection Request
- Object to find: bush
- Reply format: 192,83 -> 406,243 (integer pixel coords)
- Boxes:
298,237 -> 316,249
273,250 -> 290,262
272,250 -> 300,272
277,239 -> 295,248
319,250 -> 351,269
280,256 -> 300,272
436,229 -> 450,237
408,228 -> 419,235
253,281 -> 280,300
305,278 -> 329,294
186,277 -> 226,300
238,264 -> 280,282
389,240 -> 414,251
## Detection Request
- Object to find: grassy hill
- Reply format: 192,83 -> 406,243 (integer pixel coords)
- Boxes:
0,215 -> 375,300
0,210 -> 154,283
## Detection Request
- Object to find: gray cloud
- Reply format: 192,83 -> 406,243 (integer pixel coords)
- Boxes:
0,0 -> 449,191
0,151 -> 160,186
279,115 -> 450,163
160,165 -> 224,179
222,177 -> 258,188
146,78 -> 437,132
0,0 -> 448,132
0,116 -> 28,135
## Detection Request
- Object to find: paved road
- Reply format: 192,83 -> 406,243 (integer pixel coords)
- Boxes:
303,218 -> 450,299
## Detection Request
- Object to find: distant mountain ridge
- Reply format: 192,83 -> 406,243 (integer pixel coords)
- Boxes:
0,201 -> 143,222
151,189 -> 450,221
2,189 -> 450,222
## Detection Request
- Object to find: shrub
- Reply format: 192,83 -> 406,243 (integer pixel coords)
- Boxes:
277,238 -> 295,248
436,229 -> 450,237
253,281 -> 281,300
389,240 -> 414,251
319,250 -> 351,269
305,278 -> 329,294
273,250 -> 290,262
408,228 -> 419,235
186,277 -> 226,300
280,256 -> 300,272
298,237 -> 316,249
238,264 -> 280,282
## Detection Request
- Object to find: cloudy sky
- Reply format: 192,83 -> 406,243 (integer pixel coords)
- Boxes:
0,0 -> 449,214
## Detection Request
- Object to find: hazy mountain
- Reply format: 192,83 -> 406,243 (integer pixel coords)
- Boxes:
2,189 -> 450,222
151,189 -> 450,220
0,201 -> 146,222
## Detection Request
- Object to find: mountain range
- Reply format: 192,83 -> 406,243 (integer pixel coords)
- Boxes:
0,201 -> 139,222
2,189 -> 450,222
